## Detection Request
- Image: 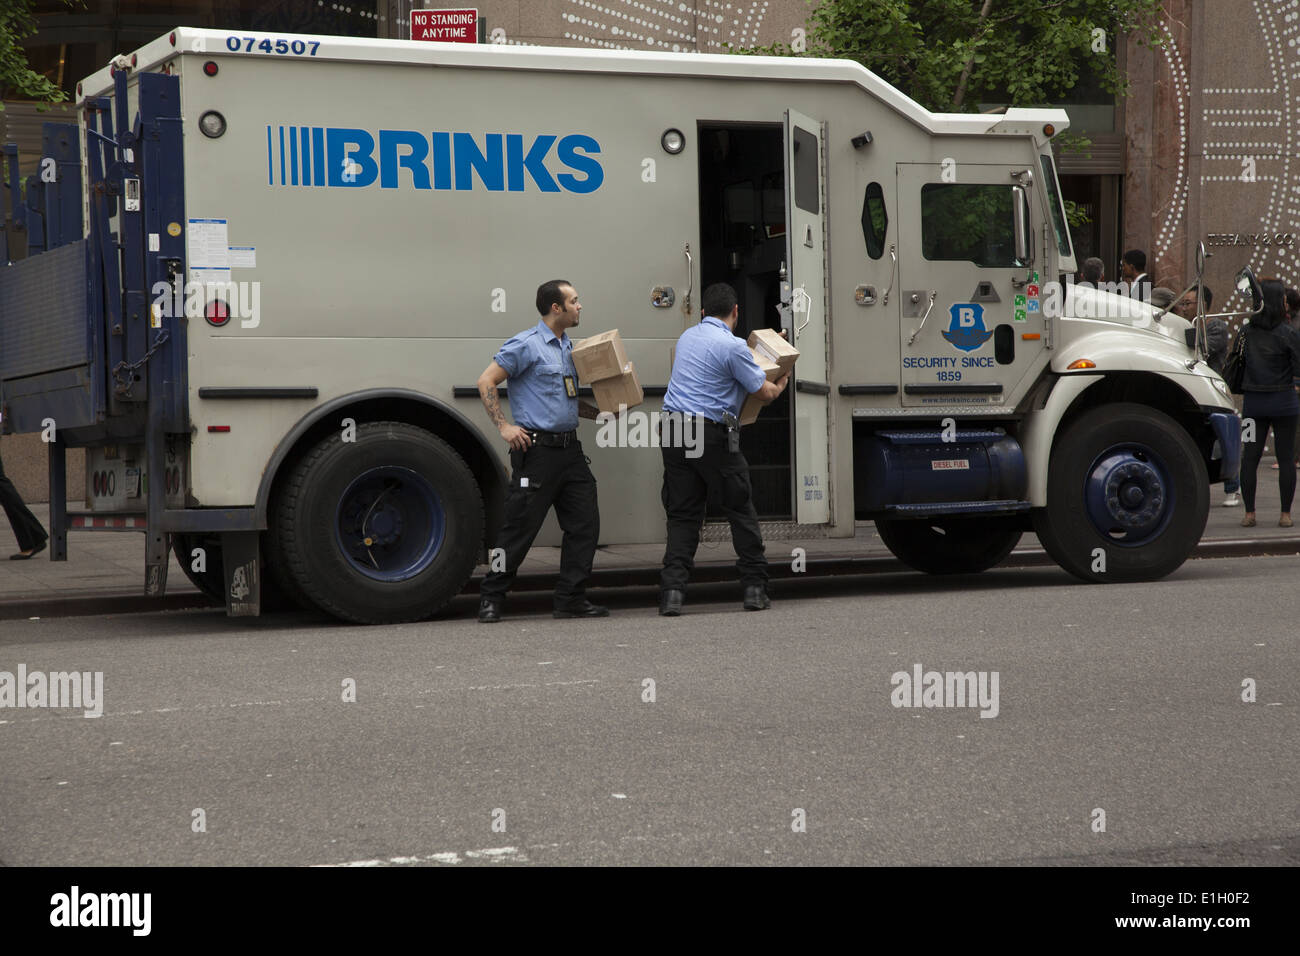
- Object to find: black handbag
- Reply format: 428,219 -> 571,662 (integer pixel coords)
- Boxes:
1222,323 -> 1248,394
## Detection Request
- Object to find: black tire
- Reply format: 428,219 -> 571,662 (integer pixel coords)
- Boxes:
1033,402 -> 1208,583
275,421 -> 483,624
875,516 -> 1022,575
172,532 -> 299,612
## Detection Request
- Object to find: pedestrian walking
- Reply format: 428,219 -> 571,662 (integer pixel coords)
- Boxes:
475,279 -> 609,623
657,282 -> 789,616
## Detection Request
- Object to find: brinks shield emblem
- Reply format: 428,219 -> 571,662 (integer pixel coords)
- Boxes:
941,302 -> 993,352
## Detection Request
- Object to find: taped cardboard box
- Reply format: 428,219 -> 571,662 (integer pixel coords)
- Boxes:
591,361 -> 644,412
747,328 -> 799,374
738,350 -> 782,426
572,329 -> 630,384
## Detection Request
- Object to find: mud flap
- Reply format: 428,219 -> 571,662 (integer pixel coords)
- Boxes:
220,531 -> 261,617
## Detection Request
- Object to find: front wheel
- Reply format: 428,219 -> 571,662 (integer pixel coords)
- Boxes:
875,516 -> 1022,575
1033,402 -> 1208,582
275,422 -> 483,624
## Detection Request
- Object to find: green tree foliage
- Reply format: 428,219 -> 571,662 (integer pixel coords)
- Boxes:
1,0 -> 76,108
751,0 -> 1163,113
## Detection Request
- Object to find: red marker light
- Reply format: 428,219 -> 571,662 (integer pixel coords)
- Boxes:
207,425 -> 231,433
169,32 -> 176,46
203,60 -> 219,77
205,298 -> 230,327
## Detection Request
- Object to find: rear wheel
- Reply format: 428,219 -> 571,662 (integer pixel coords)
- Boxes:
1033,402 -> 1208,582
875,516 -> 1022,575
275,421 -> 483,624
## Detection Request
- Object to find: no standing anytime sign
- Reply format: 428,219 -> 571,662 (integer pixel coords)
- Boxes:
410,8 -> 480,43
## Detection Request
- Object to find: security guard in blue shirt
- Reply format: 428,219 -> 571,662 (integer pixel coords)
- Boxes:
476,279 -> 608,623
659,282 -> 789,616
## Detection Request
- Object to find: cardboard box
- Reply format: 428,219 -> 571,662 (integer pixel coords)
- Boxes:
591,361 -> 643,412
747,328 -> 799,374
572,329 -> 630,384
738,349 -> 782,426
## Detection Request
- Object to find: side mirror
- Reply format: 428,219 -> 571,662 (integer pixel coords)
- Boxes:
1195,240 -> 1206,280
1012,186 -> 1031,266
1236,266 -> 1264,315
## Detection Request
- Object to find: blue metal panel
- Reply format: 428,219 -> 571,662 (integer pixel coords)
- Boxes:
115,68 -> 149,401
0,239 -> 92,385
138,72 -> 188,433
86,96 -> 126,417
44,122 -> 83,248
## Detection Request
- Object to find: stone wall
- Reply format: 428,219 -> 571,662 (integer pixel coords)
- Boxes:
1,433 -> 84,504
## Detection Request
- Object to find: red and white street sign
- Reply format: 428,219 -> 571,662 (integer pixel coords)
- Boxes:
410,8 -> 479,43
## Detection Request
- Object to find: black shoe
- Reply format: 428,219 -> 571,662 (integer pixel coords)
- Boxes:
743,585 -> 771,611
553,599 -> 609,619
10,539 -> 47,561
659,589 -> 684,617
477,598 -> 503,623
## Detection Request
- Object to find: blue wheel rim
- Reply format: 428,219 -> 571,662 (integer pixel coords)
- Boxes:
334,466 -> 445,581
1082,443 -> 1175,548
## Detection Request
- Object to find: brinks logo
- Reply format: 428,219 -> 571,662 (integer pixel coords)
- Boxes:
941,302 -> 993,352
265,126 -> 604,194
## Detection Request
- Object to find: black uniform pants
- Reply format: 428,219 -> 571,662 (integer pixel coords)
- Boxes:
480,441 -> 599,608
659,422 -> 767,593
0,449 -> 47,552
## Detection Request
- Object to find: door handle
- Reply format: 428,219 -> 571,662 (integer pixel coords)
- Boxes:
793,285 -> 812,335
882,244 -> 897,306
683,242 -> 693,317
906,291 -> 938,346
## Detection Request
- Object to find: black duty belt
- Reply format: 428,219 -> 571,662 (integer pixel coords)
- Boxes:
529,429 -> 578,448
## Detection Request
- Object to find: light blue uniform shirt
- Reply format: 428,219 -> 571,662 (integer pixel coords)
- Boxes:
493,319 -> 580,432
664,316 -> 768,421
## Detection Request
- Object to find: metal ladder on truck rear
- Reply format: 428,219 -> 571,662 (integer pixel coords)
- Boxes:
0,68 -> 227,605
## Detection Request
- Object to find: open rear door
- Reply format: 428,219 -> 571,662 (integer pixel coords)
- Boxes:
784,109 -> 830,524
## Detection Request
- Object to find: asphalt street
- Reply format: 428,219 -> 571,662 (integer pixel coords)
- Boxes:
0,556 -> 1296,866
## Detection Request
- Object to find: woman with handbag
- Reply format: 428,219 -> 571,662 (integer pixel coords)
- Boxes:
1233,278 -> 1300,528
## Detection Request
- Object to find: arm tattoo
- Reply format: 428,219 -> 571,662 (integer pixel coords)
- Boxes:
480,383 -> 508,429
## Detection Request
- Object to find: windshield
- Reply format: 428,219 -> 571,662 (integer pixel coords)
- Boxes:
1040,153 -> 1073,261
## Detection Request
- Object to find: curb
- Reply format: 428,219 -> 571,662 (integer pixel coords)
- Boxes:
3,536 -> 1299,620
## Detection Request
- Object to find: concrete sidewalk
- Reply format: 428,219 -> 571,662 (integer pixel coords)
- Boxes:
1,467 -> 1297,618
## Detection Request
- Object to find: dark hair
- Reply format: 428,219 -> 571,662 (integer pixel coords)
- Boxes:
1081,257 -> 1104,284
1201,284 -> 1213,310
1122,249 -> 1147,272
536,279 -> 572,316
1286,287 -> 1300,318
701,282 -> 738,320
1254,277 -> 1287,330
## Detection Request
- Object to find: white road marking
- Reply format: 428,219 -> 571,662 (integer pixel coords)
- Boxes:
315,846 -> 530,867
